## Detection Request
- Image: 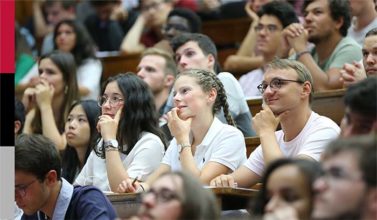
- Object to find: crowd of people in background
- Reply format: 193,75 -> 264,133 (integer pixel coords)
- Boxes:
14,0 -> 376,219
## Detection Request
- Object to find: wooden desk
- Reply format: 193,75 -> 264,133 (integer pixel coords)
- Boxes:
210,187 -> 259,210
106,187 -> 259,217
106,192 -> 142,218
245,137 -> 260,156
247,89 -> 346,125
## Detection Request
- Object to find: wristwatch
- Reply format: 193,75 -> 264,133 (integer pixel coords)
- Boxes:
104,139 -> 119,151
177,143 -> 191,153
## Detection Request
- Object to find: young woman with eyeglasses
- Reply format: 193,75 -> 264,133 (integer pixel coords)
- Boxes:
62,100 -> 100,184
135,171 -> 219,220
74,73 -> 167,192
22,51 -> 79,151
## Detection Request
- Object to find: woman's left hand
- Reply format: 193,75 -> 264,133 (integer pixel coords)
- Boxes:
97,108 -> 122,141
167,107 -> 192,143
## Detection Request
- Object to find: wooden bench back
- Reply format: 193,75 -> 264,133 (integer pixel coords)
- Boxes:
97,52 -> 140,82
245,136 -> 260,156
247,89 -> 346,125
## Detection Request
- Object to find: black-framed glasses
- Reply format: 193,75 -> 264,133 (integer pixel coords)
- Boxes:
97,96 -> 124,107
254,24 -> 280,33
257,78 -> 304,93
143,187 -> 181,203
15,179 -> 38,197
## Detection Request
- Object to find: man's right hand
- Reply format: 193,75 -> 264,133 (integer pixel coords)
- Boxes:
210,174 -> 236,187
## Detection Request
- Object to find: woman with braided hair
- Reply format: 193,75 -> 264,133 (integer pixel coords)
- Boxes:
117,69 -> 247,193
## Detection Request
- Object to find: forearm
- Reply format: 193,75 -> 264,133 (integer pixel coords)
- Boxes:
237,23 -> 257,56
259,131 -> 283,166
180,148 -> 201,177
224,56 -> 263,74
33,3 -> 51,38
23,109 -> 35,134
105,151 -> 129,192
40,105 -> 66,150
120,16 -> 146,53
231,166 -> 260,188
298,53 -> 342,90
145,164 -> 170,187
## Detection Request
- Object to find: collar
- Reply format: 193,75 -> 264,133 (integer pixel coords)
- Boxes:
51,178 -> 74,220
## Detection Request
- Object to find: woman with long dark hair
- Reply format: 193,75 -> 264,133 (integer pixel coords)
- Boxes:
74,73 -> 167,192
62,100 -> 100,183
54,19 -> 102,100
22,51 -> 79,150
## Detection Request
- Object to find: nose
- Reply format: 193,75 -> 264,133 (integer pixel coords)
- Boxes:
68,119 -> 77,129
173,92 -> 181,105
137,69 -> 145,79
178,57 -> 188,70
142,192 -> 157,209
265,195 -> 281,213
366,53 -> 376,65
313,176 -> 328,194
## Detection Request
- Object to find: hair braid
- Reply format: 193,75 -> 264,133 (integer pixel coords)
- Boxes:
209,73 -> 235,126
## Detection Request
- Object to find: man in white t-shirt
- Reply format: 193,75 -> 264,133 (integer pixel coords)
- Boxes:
210,59 -> 340,188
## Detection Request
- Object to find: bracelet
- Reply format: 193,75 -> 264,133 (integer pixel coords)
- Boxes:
296,50 -> 310,60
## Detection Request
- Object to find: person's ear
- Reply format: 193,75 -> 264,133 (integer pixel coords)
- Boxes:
45,170 -> 58,186
334,16 -> 344,33
207,88 -> 217,104
164,74 -> 175,88
207,54 -> 215,71
301,81 -> 311,100
15,120 -> 21,135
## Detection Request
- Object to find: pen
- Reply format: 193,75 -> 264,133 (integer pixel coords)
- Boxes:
132,176 -> 139,185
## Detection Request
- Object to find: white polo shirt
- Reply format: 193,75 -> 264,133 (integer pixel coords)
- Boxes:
162,117 -> 246,172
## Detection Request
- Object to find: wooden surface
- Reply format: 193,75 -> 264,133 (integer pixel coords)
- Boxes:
247,89 -> 346,125
210,187 -> 258,210
106,186 -> 259,217
106,192 -> 142,218
97,51 -> 140,82
245,136 -> 260,156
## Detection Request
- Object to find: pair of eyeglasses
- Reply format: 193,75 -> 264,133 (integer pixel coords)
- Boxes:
15,179 -> 38,197
97,96 -> 124,107
257,78 -> 304,93
143,187 -> 181,203
254,24 -> 280,33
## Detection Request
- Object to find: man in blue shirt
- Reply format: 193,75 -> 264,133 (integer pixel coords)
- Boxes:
15,134 -> 117,220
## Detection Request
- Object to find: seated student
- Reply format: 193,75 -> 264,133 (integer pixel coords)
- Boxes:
15,134 -> 116,219
15,98 -> 25,137
283,0 -> 362,91
154,7 -> 202,54
251,158 -> 321,220
74,73 -> 166,192
62,100 -> 100,184
238,1 -> 299,97
22,51 -> 79,151
54,19 -> 102,100
340,77 -> 377,137
117,69 -> 246,192
341,28 -> 377,87
223,0 -> 270,75
120,0 -> 174,54
312,135 -> 376,220
128,171 -> 219,220
171,33 -> 255,137
210,59 -> 340,188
